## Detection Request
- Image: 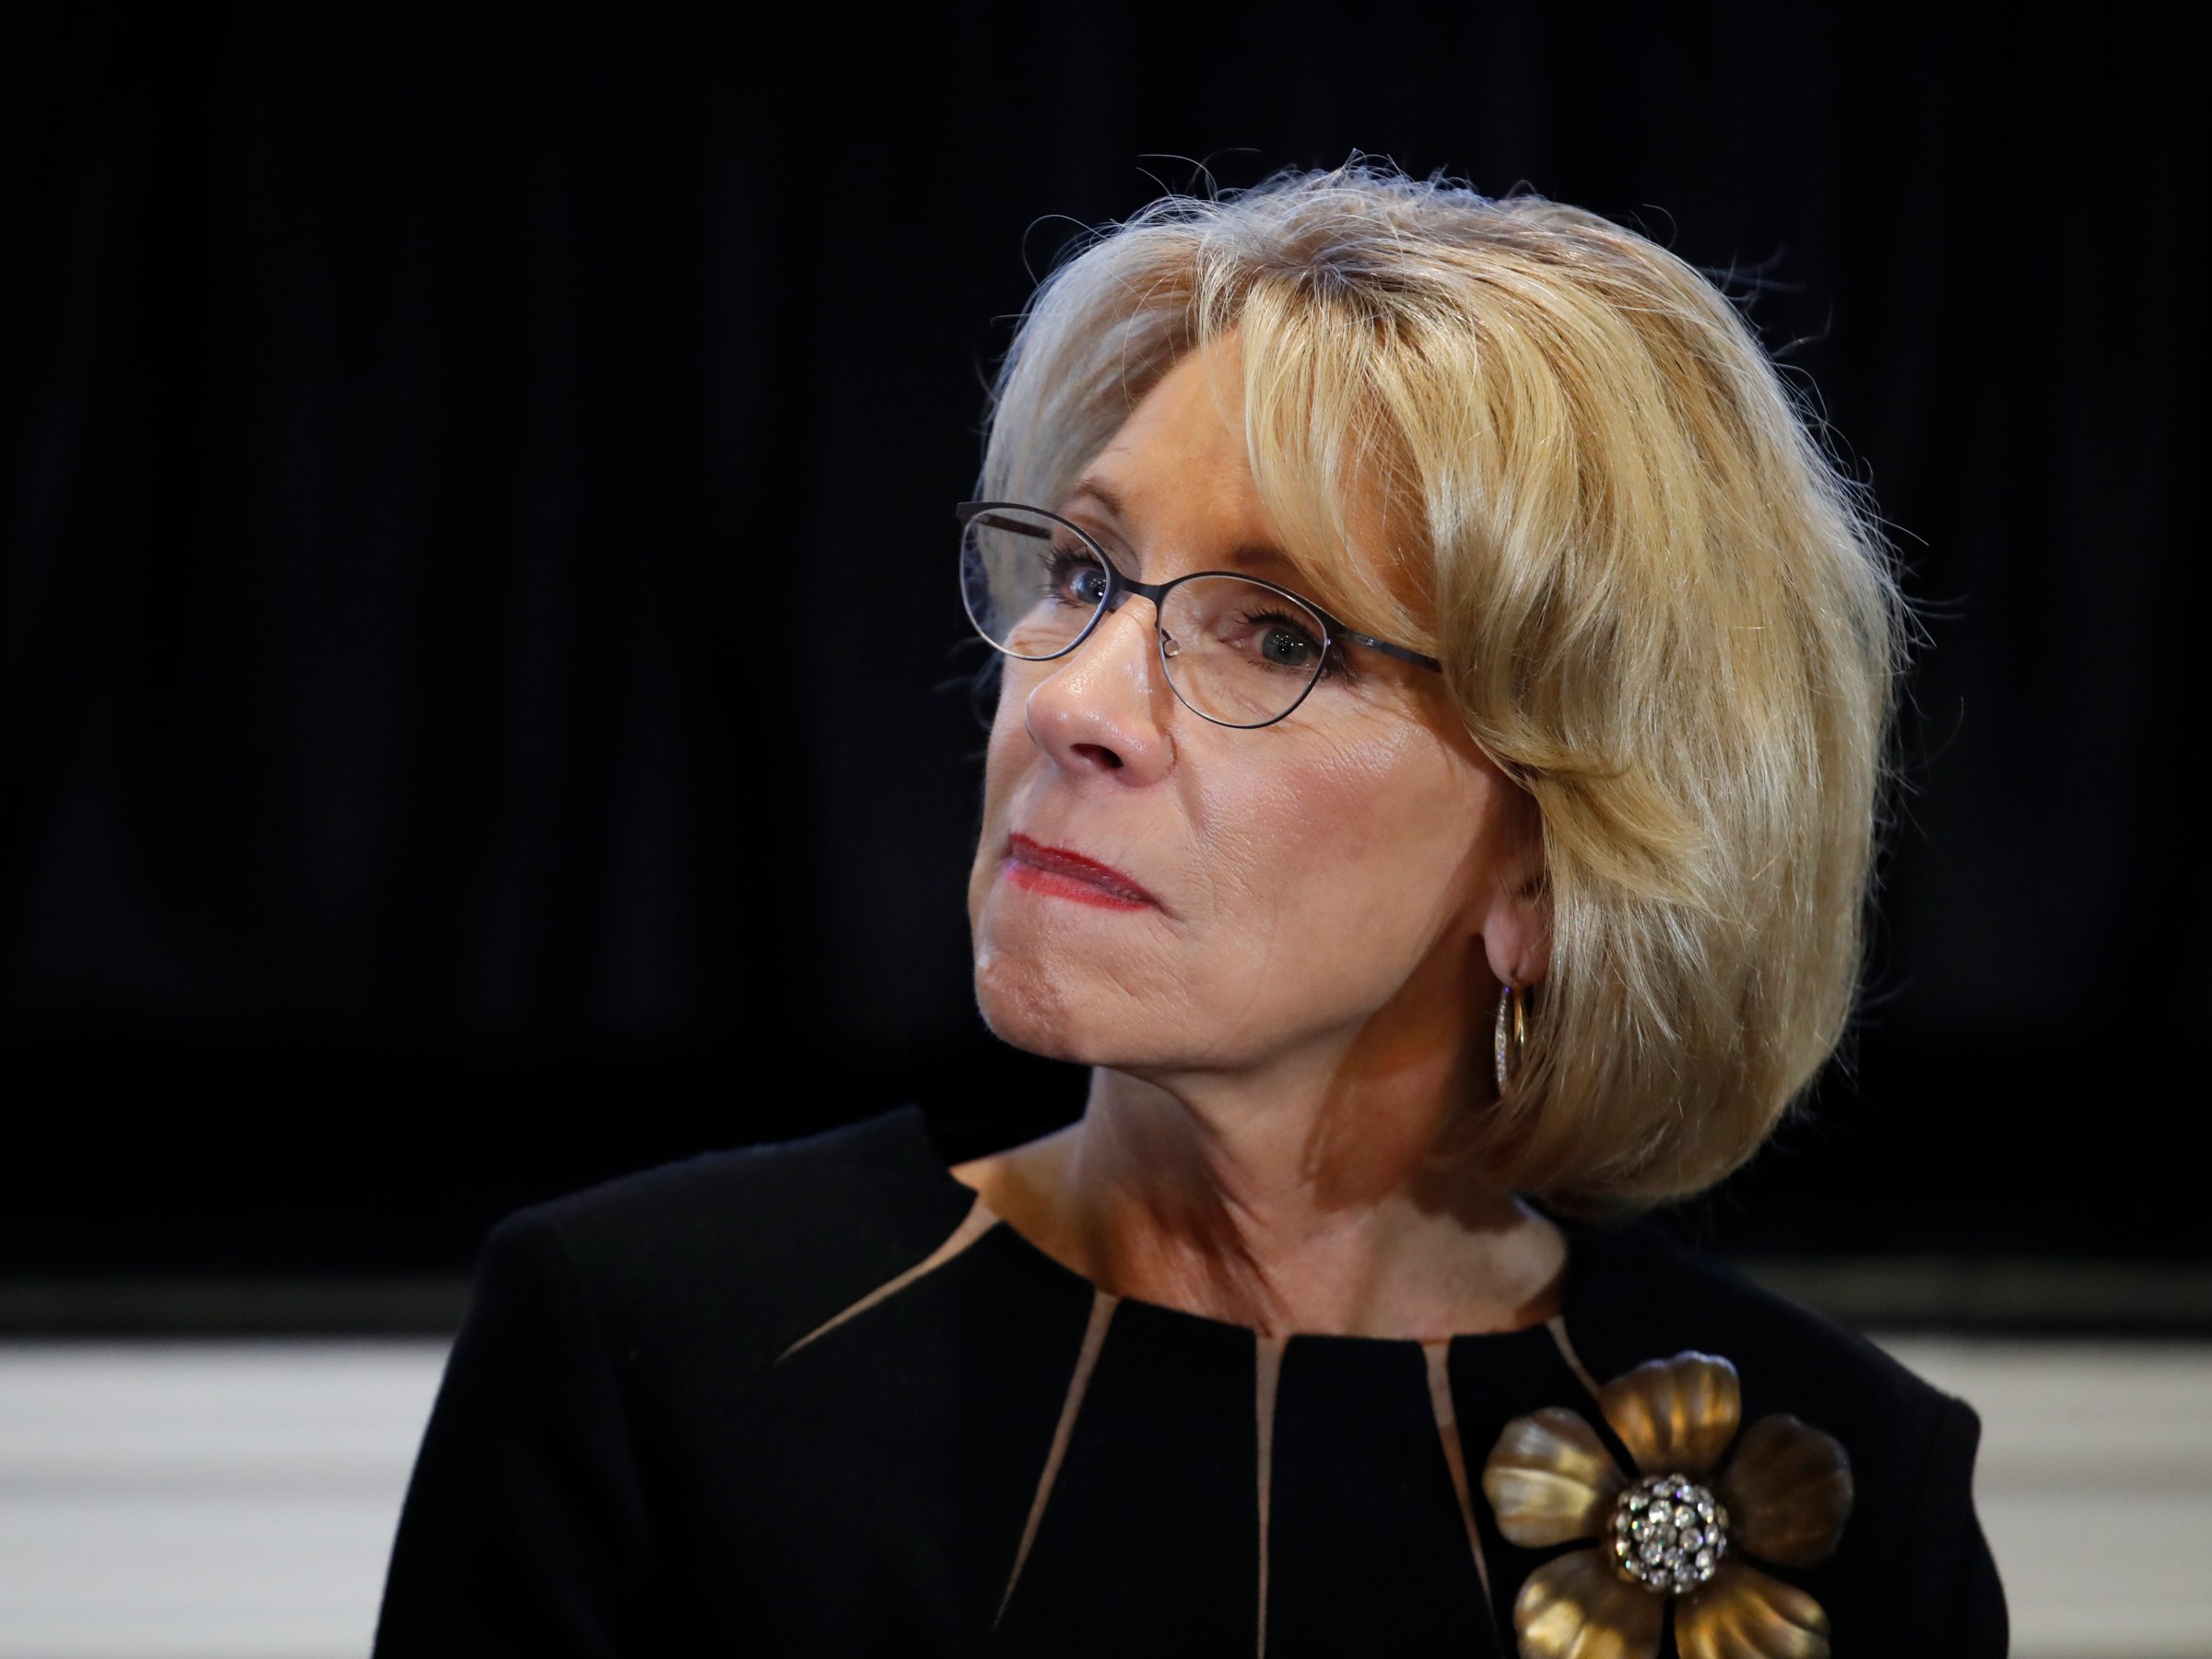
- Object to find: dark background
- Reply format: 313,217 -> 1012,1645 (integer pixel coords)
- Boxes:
2,7 -> 2198,1326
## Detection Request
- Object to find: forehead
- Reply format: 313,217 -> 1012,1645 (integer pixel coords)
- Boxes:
1060,341 -> 1301,581
1088,340 -> 1253,498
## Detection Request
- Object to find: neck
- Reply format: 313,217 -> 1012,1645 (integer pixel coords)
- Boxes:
960,1012 -> 1566,1341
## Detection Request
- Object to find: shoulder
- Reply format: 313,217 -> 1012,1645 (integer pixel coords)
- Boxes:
511,1103 -> 963,1250
477,1105 -> 978,1384
1567,1217 -> 1972,1464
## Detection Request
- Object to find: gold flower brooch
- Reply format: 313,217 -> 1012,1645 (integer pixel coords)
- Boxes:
1482,1352 -> 1853,1659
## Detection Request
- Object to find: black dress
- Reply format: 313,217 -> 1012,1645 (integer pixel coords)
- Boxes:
373,1106 -> 2007,1656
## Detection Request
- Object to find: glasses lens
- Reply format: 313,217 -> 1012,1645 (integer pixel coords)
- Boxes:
1158,575 -> 1331,727
961,506 -> 1110,660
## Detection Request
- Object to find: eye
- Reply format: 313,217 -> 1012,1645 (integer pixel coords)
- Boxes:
1044,544 -> 1111,608
1236,607 -> 1340,677
1256,618 -> 1319,668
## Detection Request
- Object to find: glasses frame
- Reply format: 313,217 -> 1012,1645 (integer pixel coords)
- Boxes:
956,500 -> 1442,730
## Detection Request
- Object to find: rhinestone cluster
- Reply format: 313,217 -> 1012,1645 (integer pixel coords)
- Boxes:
1610,1472 -> 1730,1594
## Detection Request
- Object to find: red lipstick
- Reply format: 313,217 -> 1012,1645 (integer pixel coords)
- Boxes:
1003,833 -> 1158,911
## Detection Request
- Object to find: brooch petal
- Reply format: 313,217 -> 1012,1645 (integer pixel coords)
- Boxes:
1715,1415 -> 1853,1568
1483,1406 -> 1627,1547
1598,1351 -> 1742,1479
1515,1547 -> 1665,1659
1675,1559 -> 1831,1659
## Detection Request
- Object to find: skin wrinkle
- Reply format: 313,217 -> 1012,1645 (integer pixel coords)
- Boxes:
960,335 -> 1564,1340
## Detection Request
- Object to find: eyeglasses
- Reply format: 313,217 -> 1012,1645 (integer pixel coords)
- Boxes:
957,501 -> 1441,730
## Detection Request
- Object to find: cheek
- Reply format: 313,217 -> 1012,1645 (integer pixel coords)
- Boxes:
967,688 -> 1035,928
1196,728 -> 1489,976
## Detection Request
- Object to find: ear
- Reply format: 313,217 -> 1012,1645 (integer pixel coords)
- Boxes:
1472,791 -> 1550,990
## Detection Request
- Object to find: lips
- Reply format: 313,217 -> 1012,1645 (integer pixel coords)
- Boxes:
1003,832 -> 1159,910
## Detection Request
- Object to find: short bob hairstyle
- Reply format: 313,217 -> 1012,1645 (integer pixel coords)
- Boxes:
977,162 -> 1908,1214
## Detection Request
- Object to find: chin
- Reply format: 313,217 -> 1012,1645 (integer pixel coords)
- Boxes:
971,948 -> 1089,1064
971,945 -> 1171,1070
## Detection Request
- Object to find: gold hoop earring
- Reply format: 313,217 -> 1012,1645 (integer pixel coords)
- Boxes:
1493,982 -> 1531,1092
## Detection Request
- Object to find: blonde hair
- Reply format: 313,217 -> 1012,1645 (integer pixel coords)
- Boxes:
978,162 -> 1908,1213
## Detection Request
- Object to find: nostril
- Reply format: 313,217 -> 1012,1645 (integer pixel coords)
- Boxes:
1072,743 -> 1124,771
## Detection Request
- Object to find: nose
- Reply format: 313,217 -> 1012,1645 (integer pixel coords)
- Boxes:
1020,597 -> 1177,782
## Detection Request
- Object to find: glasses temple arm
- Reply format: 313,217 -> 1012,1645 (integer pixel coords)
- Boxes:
955,502 -> 1053,538
1337,630 -> 1442,673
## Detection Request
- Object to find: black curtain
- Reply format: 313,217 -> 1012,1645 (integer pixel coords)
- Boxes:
2,6 -> 2198,1284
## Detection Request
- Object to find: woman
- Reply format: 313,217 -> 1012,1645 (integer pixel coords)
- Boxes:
375,165 -> 2006,1656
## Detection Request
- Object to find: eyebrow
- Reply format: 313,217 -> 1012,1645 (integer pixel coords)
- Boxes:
1060,477 -> 1302,578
